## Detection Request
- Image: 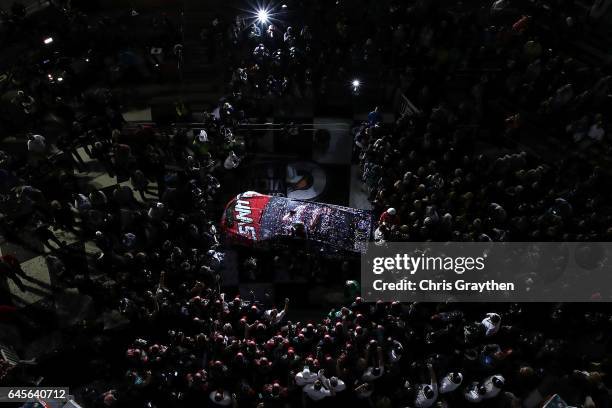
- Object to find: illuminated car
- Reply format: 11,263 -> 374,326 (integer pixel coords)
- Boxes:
220,192 -> 372,254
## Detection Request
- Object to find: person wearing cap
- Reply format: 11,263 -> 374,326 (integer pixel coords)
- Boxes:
481,313 -> 501,337
379,207 -> 400,226
296,366 -> 318,387
319,368 -> 346,394
193,129 -> 210,156
147,202 -> 165,221
481,375 -> 504,399
209,389 -> 232,406
291,220 -> 308,239
415,363 -> 438,408
27,134 -> 46,155
264,381 -> 288,402
328,376 -> 345,392
303,379 -> 333,401
464,382 -> 487,403
223,150 -> 241,170
439,372 -> 463,393
362,365 -> 384,382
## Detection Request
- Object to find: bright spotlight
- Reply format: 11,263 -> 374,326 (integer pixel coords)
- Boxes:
43,37 -> 54,45
256,8 -> 270,24
351,79 -> 361,95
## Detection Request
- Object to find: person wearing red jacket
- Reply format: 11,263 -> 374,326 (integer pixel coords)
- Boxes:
512,15 -> 530,35
379,208 -> 400,226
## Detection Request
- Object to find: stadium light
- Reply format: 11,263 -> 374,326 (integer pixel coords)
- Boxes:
256,8 -> 270,24
43,37 -> 54,45
351,79 -> 362,95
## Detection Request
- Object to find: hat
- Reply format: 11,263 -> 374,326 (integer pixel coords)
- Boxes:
450,372 -> 463,384
387,208 -> 397,215
492,375 -> 505,388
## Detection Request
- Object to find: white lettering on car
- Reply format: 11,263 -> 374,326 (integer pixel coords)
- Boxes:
234,199 -> 257,240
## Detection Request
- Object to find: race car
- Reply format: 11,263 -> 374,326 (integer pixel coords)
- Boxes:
220,192 -> 372,254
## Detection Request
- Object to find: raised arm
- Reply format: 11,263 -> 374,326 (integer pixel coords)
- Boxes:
428,363 -> 437,386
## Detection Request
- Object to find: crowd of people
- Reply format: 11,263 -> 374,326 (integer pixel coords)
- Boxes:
0,1 -> 611,408
353,0 -> 612,243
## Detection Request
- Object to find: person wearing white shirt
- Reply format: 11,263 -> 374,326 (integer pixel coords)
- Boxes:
296,366 -> 317,387
264,298 -> 289,325
304,380 -> 332,401
481,313 -> 501,337
415,364 -> 438,408
482,375 -> 504,399
440,372 -> 463,394
318,370 -> 346,394
328,377 -> 346,393
464,383 -> 487,403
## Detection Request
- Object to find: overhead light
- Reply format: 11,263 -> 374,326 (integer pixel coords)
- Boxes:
43,37 -> 54,45
57,77 -> 63,82
256,8 -> 270,24
351,79 -> 361,95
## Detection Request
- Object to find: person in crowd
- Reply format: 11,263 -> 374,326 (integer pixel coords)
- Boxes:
0,253 -> 29,292
482,312 -> 502,337
415,363 -> 438,408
